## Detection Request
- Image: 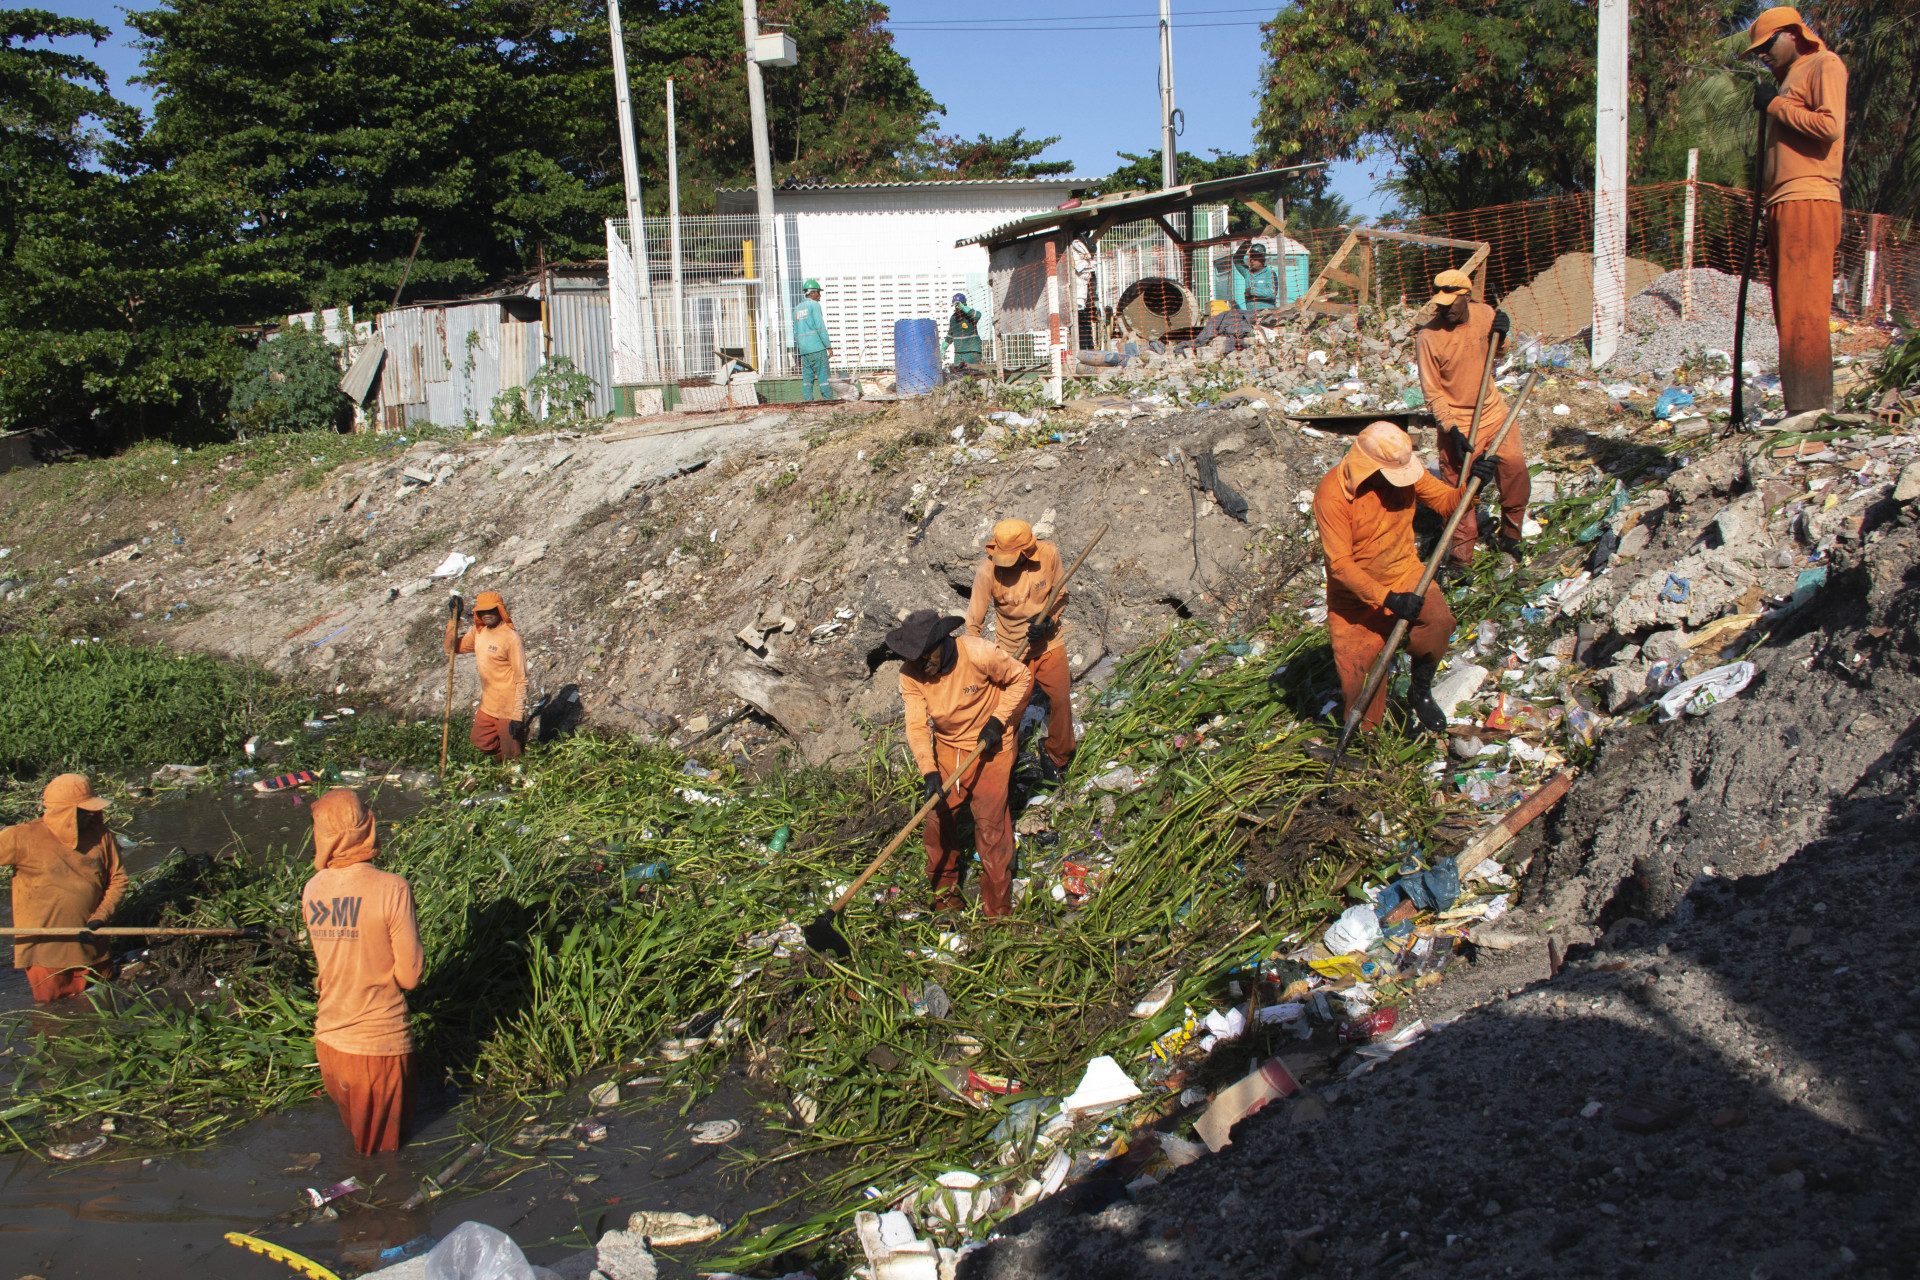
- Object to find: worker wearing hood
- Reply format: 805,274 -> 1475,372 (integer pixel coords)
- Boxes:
445,590 -> 529,763
889,610 -> 1032,917
964,519 -> 1077,782
302,788 -> 424,1154
942,293 -> 984,372
0,774 -> 127,1001
1314,422 -> 1492,732
1748,7 -> 1848,412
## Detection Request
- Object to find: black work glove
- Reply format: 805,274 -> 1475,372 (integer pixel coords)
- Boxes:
1441,425 -> 1471,460
1470,453 -> 1499,486
922,772 -> 944,803
1384,591 -> 1425,623
509,719 -> 526,743
1491,309 -> 1511,336
978,716 -> 1007,754
1029,616 -> 1059,643
448,595 -> 462,617
1753,78 -> 1778,113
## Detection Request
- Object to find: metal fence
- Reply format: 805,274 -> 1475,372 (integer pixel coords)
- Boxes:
608,215 -> 796,384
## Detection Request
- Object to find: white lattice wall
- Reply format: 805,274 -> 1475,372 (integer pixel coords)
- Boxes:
818,272 -> 991,370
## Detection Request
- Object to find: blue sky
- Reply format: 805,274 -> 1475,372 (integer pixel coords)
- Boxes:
38,0 -> 1388,216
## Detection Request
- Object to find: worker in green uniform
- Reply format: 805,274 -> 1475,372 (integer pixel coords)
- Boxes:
942,292 -> 984,373
1231,243 -> 1282,312
794,279 -> 832,401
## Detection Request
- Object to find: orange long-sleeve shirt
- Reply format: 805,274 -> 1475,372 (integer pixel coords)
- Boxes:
964,542 -> 1067,658
899,635 -> 1033,776
454,621 -> 528,720
303,863 -> 424,1057
1313,453 -> 1463,613
0,816 -> 127,971
1764,48 -> 1847,205
1416,304 -> 1519,458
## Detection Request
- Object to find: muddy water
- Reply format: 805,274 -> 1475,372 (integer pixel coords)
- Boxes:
1,788 -> 824,1277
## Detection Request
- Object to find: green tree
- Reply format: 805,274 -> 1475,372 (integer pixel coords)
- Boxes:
1256,0 -> 1597,216
229,320 -> 350,435
901,128 -> 1072,179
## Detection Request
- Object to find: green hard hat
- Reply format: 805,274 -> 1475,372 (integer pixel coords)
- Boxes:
803,278 -> 821,291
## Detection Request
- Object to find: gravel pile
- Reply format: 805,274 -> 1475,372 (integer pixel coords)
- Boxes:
1597,268 -> 1779,377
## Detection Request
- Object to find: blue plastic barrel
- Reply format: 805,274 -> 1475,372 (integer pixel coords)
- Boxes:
894,318 -> 942,395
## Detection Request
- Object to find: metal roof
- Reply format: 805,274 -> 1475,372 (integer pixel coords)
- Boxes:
955,163 -> 1326,248
717,178 -> 1088,193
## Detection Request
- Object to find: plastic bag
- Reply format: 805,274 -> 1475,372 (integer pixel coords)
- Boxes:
1656,661 -> 1755,721
1654,387 -> 1694,420
423,1222 -> 560,1280
1325,904 -> 1382,955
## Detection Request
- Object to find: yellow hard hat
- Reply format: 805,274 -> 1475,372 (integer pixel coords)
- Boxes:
1210,299 -> 1231,315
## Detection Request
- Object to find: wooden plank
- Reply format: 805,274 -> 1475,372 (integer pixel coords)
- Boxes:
1306,300 -> 1356,317
1352,227 -> 1489,252
1153,215 -> 1190,246
1294,228 -> 1360,314
1323,267 -> 1362,289
1242,198 -> 1288,237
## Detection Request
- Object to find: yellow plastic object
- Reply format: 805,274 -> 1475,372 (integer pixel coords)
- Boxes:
1210,299 -> 1231,315
223,1232 -> 344,1280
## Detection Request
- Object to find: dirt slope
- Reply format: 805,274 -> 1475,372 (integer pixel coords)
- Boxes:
960,517 -> 1920,1280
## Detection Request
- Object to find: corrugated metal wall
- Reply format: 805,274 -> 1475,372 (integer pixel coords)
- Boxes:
373,290 -> 612,427
547,291 -> 614,417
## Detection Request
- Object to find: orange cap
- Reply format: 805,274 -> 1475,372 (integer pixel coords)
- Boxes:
42,773 -> 107,812
1347,422 -> 1425,488
1432,269 -> 1473,303
986,519 -> 1037,568
1746,6 -> 1816,53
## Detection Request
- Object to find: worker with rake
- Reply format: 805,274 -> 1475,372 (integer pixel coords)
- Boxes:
888,610 -> 1032,917
444,590 -> 529,763
0,773 -> 127,1001
1418,269 -> 1528,570
964,519 -> 1077,783
1748,6 -> 1847,414
1315,421 -> 1495,733
303,788 -> 424,1154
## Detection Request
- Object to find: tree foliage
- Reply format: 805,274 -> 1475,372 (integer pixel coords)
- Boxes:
229,321 -> 350,436
1256,0 -> 1597,217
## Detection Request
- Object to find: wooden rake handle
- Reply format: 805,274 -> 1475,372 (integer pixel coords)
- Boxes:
1334,370 -> 1540,759
828,738 -> 992,914
1024,524 -> 1109,659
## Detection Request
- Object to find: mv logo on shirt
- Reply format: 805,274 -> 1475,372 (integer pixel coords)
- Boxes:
309,896 -> 363,934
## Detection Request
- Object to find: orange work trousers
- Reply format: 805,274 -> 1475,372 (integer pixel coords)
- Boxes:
25,965 -> 107,1002
924,737 -> 1017,917
470,711 -> 524,763
1768,199 -> 1841,413
1329,585 -> 1455,729
1438,438 -> 1531,564
316,1039 -> 418,1154
1008,646 -> 1076,768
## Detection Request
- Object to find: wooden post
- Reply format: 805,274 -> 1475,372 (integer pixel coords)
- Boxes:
1357,242 -> 1372,314
1862,212 -> 1886,318
1044,236 -> 1062,402
1681,148 -> 1699,320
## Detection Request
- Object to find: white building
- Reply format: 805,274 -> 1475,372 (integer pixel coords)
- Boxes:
606,178 -> 1084,384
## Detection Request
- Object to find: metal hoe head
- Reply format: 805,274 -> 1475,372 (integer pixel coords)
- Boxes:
803,908 -> 852,957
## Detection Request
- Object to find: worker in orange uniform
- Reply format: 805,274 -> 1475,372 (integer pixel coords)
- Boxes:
444,590 -> 529,763
1314,421 -> 1495,733
1417,269 -> 1527,569
1748,7 -> 1847,414
0,774 -> 127,1001
303,788 -> 425,1154
964,519 -> 1076,783
887,609 -> 1033,917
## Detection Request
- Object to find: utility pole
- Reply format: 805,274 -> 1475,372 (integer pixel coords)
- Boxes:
667,77 -> 687,376
1590,0 -> 1628,366
1157,0 -> 1177,191
607,0 -> 650,301
744,0 -> 777,371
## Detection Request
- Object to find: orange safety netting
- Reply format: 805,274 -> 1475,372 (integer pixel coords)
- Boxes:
1283,182 -> 1914,336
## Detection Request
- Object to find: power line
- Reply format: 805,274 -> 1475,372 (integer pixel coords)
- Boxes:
884,19 -> 1269,31
884,5 -> 1276,22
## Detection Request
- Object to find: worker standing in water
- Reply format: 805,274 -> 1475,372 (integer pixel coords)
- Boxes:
303,788 -> 424,1154
444,590 -> 529,763
1314,422 -> 1495,734
887,610 -> 1031,918
1748,6 -> 1847,413
0,774 -> 127,1001
1231,243 -> 1281,312
964,519 -> 1077,783
942,293 -> 984,373
1417,269 -> 1528,569
794,279 -> 833,402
